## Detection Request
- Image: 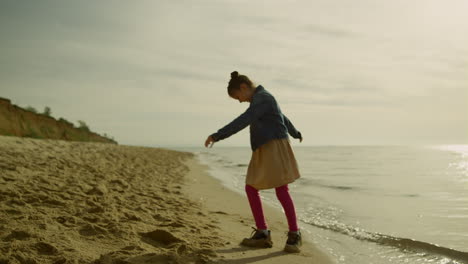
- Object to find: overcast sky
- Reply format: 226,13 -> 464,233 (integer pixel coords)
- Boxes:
1,0 -> 467,147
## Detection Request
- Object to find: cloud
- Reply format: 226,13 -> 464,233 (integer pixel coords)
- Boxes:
1,0 -> 467,145
302,24 -> 356,38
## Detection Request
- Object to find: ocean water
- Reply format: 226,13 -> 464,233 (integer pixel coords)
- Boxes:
171,144 -> 468,264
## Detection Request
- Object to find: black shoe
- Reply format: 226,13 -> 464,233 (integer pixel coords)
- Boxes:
284,230 -> 302,253
240,227 -> 273,248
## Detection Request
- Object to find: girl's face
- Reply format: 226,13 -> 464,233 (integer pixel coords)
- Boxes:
230,83 -> 253,103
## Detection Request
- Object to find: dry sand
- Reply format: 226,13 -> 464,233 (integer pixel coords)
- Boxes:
0,135 -> 333,263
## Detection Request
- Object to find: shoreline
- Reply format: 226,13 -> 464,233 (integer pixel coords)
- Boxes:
182,155 -> 334,263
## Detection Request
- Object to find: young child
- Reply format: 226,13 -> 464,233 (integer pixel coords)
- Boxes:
204,71 -> 303,253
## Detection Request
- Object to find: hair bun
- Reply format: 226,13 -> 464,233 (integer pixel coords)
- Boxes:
230,71 -> 239,80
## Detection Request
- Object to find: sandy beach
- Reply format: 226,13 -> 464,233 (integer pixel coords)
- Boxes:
0,135 -> 333,264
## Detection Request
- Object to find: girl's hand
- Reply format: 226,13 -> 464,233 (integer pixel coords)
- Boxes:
204,135 -> 215,148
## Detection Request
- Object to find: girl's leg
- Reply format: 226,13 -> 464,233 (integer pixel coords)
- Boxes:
245,184 -> 268,230
275,184 -> 299,232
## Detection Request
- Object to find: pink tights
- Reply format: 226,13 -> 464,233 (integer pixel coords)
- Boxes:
245,184 -> 299,231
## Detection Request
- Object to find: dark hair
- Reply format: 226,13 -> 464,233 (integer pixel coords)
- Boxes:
227,71 -> 254,96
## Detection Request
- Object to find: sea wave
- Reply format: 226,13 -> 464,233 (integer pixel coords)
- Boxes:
302,218 -> 468,263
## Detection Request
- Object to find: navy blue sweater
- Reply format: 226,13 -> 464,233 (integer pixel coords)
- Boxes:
210,85 -> 302,151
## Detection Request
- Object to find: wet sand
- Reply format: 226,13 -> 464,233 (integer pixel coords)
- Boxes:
0,135 -> 333,263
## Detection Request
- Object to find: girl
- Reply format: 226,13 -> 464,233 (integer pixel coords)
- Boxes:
204,71 -> 303,253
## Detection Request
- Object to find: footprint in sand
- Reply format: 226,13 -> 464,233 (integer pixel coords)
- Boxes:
55,216 -> 77,227
7,198 -> 27,206
42,197 -> 67,207
140,229 -> 185,248
160,221 -> 184,228
86,183 -> 108,196
3,230 -> 33,241
120,245 -> 144,251
124,212 -> 142,221
87,205 -> 105,214
152,214 -> 169,222
35,241 -> 58,255
0,162 -> 17,171
109,179 -> 129,188
2,175 -> 16,181
3,209 -> 22,215
204,224 -> 218,229
210,210 -> 229,215
78,223 -> 108,236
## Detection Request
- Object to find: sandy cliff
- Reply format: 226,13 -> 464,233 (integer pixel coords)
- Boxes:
0,97 -> 116,144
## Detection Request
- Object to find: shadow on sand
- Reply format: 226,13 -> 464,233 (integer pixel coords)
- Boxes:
216,246 -> 290,264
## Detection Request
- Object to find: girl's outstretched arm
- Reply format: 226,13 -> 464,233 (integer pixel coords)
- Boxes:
210,99 -> 270,142
283,113 -> 302,142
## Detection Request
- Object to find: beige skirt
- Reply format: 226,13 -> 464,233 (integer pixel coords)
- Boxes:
246,138 -> 301,190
